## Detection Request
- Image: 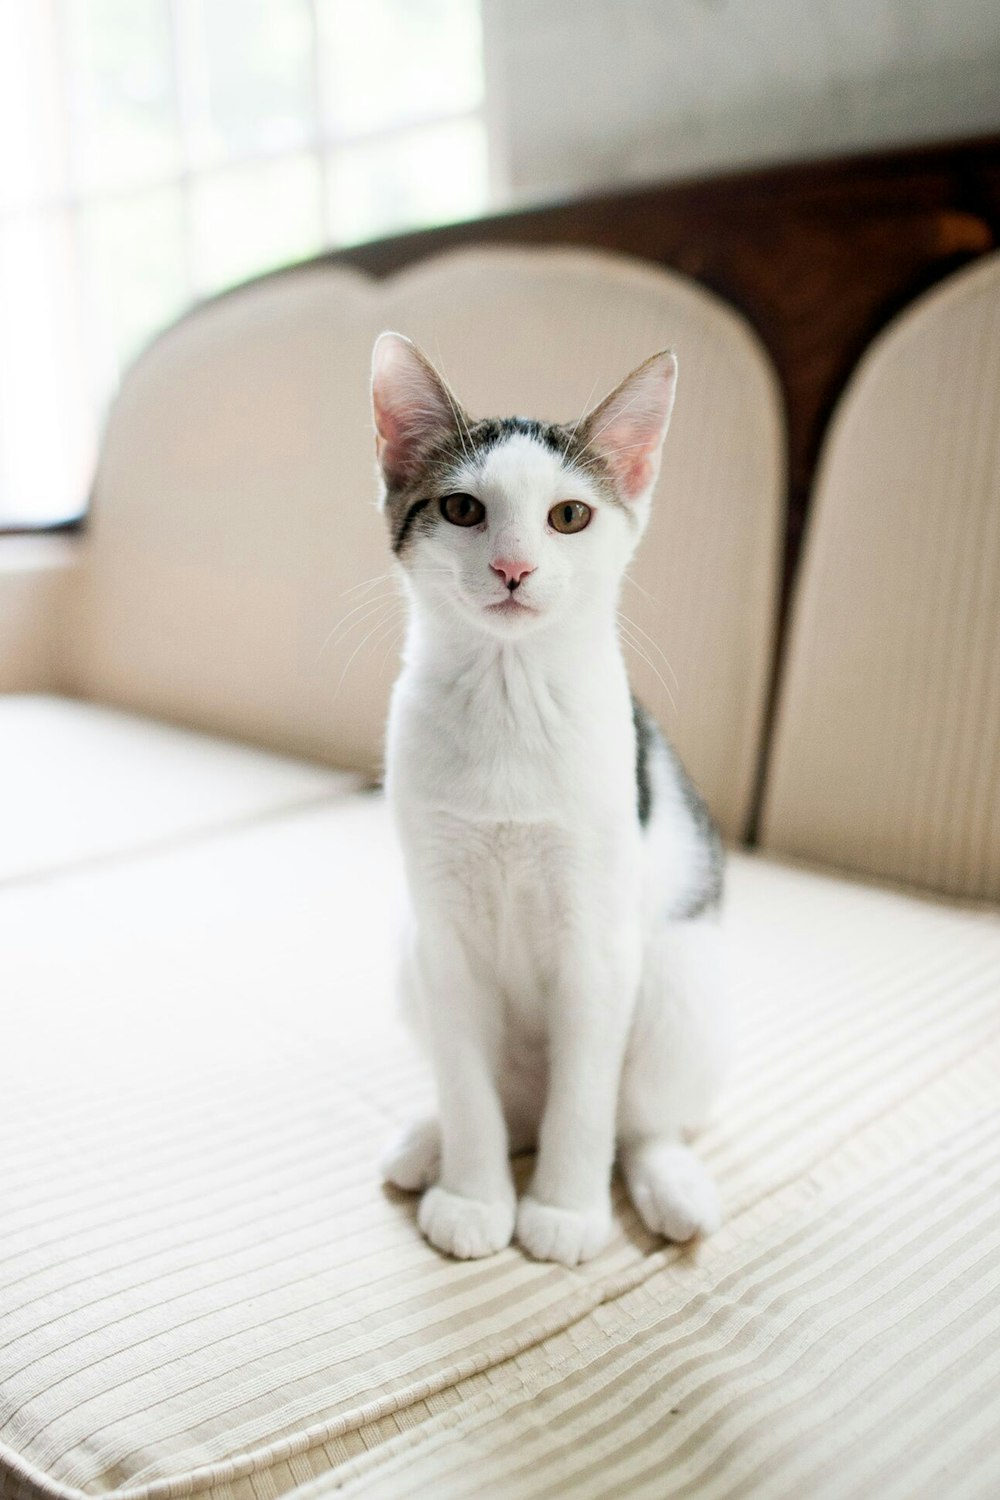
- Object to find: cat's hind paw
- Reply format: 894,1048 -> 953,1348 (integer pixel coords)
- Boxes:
624,1140 -> 721,1243
418,1185 -> 515,1259
516,1196 -> 612,1266
380,1117 -> 441,1192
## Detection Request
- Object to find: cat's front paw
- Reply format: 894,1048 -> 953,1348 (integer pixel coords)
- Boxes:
516,1195 -> 612,1266
418,1185 -> 515,1259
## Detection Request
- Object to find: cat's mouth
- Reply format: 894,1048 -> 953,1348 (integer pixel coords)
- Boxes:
484,596 -> 539,618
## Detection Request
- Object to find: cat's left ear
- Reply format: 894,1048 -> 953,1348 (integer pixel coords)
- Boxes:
371,332 -> 469,488
579,350 -> 678,504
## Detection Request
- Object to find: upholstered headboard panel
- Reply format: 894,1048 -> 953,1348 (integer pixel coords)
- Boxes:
70,247 -> 784,839
760,252 -> 1000,903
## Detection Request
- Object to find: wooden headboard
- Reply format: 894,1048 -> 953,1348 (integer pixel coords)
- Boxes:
322,133 -> 1000,612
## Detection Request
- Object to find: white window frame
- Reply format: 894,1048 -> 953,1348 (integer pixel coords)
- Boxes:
0,0 -> 499,531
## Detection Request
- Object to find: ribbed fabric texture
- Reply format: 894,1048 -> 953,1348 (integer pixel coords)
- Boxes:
2,780 -> 999,1500
70,247 -> 783,838
322,1066 -> 1000,1500
761,252 -> 1000,902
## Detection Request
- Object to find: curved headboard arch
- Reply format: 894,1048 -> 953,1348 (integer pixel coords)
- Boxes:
72,245 -> 784,839
761,250 -> 1000,902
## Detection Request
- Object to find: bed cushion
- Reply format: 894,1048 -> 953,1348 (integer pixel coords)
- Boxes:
0,693 -> 357,883
2,787 -> 998,1500
319,1041 -> 1000,1499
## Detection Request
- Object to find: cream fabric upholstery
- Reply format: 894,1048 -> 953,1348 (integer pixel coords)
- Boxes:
761,252 -> 1000,901
0,537 -> 79,695
6,247 -> 998,1500
318,1066 -> 1000,1500
67,248 -> 784,839
3,789 -> 998,1500
0,694 -> 357,883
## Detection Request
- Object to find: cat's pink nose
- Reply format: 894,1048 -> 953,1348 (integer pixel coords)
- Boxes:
490,558 -> 536,590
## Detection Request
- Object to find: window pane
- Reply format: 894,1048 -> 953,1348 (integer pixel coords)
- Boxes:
79,188 -> 190,401
328,118 -> 488,245
0,5 -> 67,212
64,0 -> 179,193
319,0 -> 482,136
190,154 -> 324,292
0,215 -> 93,526
191,0 -> 316,164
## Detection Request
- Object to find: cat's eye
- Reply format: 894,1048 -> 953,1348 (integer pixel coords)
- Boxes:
548,501 -> 592,534
440,492 -> 485,527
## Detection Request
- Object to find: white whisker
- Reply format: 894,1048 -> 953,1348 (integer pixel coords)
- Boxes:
618,616 -> 677,717
574,388 -> 647,460
331,608 -> 406,704
618,609 -> 679,690
339,571 -> 392,599
319,591 -> 403,657
562,374 -> 600,460
571,437 -> 660,478
433,340 -> 475,466
622,573 -> 654,604
378,616 -> 406,676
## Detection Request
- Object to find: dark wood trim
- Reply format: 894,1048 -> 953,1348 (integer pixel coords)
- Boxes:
318,133 -> 999,606
0,513 -> 86,539
313,134 -> 1000,840
38,133 -> 1000,565
16,135 -> 998,833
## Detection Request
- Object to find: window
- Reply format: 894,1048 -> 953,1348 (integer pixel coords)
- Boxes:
0,0 -> 489,529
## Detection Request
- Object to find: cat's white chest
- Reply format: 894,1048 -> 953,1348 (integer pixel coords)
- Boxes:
415,812 -> 568,1034
387,649 -> 634,826
393,668 -> 559,822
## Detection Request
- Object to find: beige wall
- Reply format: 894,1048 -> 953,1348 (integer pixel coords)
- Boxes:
486,0 -> 1000,202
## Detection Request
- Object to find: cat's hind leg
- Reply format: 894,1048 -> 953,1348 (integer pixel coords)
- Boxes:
617,913 -> 730,1242
622,1137 -> 721,1242
381,1116 -> 440,1191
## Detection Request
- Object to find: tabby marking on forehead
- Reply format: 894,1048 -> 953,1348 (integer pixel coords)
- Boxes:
386,415 -> 616,556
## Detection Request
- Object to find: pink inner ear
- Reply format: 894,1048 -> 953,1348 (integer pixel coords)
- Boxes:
610,440 -> 658,500
372,388 -> 402,447
591,407 -> 664,501
583,353 -> 677,503
372,390 -> 409,475
372,334 -> 460,486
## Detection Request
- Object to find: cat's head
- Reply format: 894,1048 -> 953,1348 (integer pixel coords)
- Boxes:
370,333 -> 677,637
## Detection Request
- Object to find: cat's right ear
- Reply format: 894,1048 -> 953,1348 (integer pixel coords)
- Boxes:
371,332 -> 466,488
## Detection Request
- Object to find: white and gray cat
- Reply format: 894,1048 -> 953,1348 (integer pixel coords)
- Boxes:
372,333 -> 728,1267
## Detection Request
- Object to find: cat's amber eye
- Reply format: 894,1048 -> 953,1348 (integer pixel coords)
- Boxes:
548,501 -> 592,534
440,492 -> 485,527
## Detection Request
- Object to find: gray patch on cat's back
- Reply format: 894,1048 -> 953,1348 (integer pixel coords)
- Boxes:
632,695 -> 653,827
633,693 -> 724,918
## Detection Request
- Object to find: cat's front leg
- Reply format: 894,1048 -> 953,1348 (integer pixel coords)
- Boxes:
412,928 -> 516,1260
517,923 -> 640,1267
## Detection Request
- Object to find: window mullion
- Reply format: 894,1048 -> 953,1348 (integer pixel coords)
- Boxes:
306,0 -> 333,244
48,0 -> 99,488
166,0 -> 205,300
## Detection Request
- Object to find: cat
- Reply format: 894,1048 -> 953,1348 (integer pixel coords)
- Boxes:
371,332 -> 728,1267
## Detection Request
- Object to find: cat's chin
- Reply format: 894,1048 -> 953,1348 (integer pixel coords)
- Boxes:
478,597 -> 546,636
484,597 -> 540,620
423,589 -> 552,639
